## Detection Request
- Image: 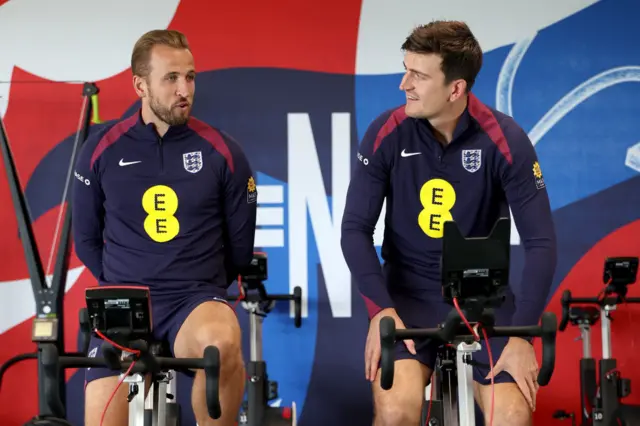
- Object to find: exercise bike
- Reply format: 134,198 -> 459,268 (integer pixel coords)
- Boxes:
227,252 -> 302,426
48,286 -> 221,426
378,218 -> 558,426
553,256 -> 640,426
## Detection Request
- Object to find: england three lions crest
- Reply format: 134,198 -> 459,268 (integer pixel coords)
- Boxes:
462,149 -> 482,173
183,151 -> 203,173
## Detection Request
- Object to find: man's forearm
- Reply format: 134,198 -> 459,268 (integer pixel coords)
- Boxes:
510,243 -> 557,327
340,228 -> 394,319
75,240 -> 104,280
224,234 -> 255,286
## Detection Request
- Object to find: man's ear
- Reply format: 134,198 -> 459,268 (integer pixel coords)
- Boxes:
133,75 -> 147,98
449,79 -> 468,102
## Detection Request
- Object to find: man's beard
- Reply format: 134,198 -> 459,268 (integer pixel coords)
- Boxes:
149,94 -> 190,126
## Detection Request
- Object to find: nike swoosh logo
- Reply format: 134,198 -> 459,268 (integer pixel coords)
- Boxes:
401,149 -> 421,157
119,159 -> 142,166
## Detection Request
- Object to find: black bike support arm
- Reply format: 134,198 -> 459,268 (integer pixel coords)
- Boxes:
0,82 -> 98,417
48,82 -> 98,330
0,109 -> 47,312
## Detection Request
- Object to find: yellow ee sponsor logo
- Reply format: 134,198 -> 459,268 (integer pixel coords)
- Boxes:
142,185 -> 180,242
418,178 -> 456,238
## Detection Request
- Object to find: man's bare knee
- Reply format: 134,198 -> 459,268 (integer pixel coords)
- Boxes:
492,400 -> 531,426
85,376 -> 128,426
372,359 -> 430,426
374,403 -> 422,426
502,404 -> 532,426
194,322 -> 242,372
175,301 -> 243,371
475,383 -> 532,426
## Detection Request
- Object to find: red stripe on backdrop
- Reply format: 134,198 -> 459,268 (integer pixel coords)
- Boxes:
167,0 -> 362,74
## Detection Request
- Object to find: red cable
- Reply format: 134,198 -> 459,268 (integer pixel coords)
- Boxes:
481,327 -> 495,426
424,378 -> 434,426
93,329 -> 141,426
451,298 -> 494,426
98,360 -> 137,426
597,277 -> 613,303
232,275 -> 244,310
452,298 -> 480,341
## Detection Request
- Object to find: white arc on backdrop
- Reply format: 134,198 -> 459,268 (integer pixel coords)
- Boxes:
495,33 -> 640,244
356,0 -> 600,75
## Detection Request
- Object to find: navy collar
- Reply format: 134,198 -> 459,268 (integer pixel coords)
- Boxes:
416,104 -> 473,146
130,108 -> 192,141
452,107 -> 473,141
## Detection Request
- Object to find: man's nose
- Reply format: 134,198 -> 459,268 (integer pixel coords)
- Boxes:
399,72 -> 414,91
176,79 -> 190,97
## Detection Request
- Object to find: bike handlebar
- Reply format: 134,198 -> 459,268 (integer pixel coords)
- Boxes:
379,311 -> 558,391
559,289 -> 640,331
227,284 -> 303,328
39,343 -> 221,420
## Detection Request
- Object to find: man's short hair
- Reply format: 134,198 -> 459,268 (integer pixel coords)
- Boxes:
131,29 -> 191,77
401,21 -> 483,91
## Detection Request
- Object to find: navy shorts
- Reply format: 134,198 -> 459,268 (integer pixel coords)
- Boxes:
391,334 -> 514,386
387,290 -> 516,386
85,287 -> 230,386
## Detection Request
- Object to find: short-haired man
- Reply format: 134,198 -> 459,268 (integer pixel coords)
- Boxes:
341,20 -> 557,426
73,29 -> 257,426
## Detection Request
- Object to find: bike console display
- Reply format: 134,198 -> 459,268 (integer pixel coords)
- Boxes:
441,217 -> 510,311
85,286 -> 152,343
604,257 -> 638,290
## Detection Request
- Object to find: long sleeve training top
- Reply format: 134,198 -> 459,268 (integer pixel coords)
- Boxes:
72,110 -> 257,297
341,93 -> 557,327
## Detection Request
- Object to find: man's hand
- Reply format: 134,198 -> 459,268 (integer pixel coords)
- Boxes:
365,308 -> 416,382
485,337 -> 539,411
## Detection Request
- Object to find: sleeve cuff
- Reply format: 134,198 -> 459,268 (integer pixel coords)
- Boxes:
360,294 -> 394,320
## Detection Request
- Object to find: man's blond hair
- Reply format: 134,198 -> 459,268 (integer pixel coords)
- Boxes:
131,29 -> 191,77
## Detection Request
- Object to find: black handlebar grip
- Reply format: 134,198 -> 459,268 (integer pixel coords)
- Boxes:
293,286 -> 302,328
203,345 -> 222,419
537,312 -> 557,386
379,316 -> 396,391
558,290 -> 572,331
41,344 -> 67,418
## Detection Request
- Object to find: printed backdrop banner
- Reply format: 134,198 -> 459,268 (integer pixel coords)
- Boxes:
0,0 -> 639,425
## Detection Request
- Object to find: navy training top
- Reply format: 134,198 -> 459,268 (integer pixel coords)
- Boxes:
72,110 -> 257,299
341,93 -> 557,327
